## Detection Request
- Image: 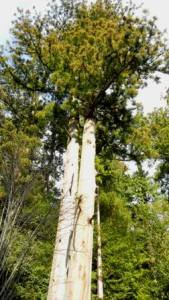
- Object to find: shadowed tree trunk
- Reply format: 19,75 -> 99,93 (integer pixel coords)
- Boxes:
47,119 -> 79,300
66,118 -> 96,300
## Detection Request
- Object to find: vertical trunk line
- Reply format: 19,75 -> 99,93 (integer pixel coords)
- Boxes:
65,118 -> 96,300
97,196 -> 104,300
47,119 -> 79,300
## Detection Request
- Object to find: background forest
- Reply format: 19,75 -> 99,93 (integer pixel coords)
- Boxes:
0,0 -> 169,299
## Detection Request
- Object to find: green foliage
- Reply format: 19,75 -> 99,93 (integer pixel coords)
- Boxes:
0,127 -> 59,299
1,0 -> 167,124
0,0 -> 169,299
92,159 -> 169,300
126,112 -> 159,161
0,56 -> 62,300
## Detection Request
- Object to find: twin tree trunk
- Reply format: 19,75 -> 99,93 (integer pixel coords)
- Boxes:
47,120 -> 79,300
65,119 -> 96,300
48,118 -> 96,300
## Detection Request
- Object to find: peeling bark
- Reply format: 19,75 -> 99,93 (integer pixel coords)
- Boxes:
47,120 -> 79,300
66,118 -> 96,300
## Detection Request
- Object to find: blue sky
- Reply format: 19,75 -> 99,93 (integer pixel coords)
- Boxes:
0,0 -> 169,114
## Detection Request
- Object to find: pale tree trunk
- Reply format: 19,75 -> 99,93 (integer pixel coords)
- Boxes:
97,197 -> 104,300
47,120 -> 79,300
65,118 -> 96,300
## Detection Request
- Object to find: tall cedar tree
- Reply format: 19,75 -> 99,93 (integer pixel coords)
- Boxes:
0,1 -> 168,299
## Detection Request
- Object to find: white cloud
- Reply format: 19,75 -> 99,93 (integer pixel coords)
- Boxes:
133,0 -> 169,35
132,0 -> 169,114
137,75 -> 168,114
0,0 -> 49,43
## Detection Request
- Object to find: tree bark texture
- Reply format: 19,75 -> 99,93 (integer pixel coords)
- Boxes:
47,120 -> 79,300
65,118 -> 96,300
